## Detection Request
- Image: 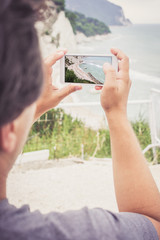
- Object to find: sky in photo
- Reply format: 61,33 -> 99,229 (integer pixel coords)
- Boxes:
108,0 -> 160,24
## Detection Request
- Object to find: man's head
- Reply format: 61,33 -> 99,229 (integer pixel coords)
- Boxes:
0,0 -> 46,169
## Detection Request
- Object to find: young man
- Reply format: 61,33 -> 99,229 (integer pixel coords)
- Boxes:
0,0 -> 160,239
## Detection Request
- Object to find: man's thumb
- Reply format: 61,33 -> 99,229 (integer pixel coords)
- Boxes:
58,84 -> 82,100
103,63 -> 116,85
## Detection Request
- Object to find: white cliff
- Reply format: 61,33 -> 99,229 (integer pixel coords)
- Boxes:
38,11 -> 77,58
51,11 -> 77,52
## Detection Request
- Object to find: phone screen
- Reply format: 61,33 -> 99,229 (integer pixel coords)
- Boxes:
65,55 -> 112,85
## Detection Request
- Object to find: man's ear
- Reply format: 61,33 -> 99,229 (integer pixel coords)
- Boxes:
0,123 -> 17,153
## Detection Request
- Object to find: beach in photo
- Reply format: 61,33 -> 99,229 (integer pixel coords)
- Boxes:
65,55 -> 112,85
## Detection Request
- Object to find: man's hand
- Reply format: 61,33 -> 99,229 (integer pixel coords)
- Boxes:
101,48 -> 131,117
35,50 -> 82,120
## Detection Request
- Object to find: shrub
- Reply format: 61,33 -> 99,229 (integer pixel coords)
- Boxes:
23,109 -> 159,163
65,11 -> 111,37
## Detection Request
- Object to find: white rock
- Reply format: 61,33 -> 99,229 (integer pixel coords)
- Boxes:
51,11 -> 77,52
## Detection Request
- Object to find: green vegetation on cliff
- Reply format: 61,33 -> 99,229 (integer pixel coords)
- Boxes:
66,0 -> 131,26
65,11 -> 111,36
65,68 -> 93,84
51,1 -> 111,36
52,0 -> 65,12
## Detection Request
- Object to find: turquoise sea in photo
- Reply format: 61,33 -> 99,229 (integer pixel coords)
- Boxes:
79,56 -> 112,84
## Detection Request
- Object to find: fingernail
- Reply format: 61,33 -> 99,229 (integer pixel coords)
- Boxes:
75,85 -> 82,91
58,51 -> 64,55
59,48 -> 67,52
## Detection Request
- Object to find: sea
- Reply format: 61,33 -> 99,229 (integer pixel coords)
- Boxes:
79,56 -> 112,84
72,24 -> 160,122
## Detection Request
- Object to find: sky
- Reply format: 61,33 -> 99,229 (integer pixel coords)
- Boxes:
108,0 -> 160,24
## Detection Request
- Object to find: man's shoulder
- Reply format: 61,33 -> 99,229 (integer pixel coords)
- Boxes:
0,199 -> 158,240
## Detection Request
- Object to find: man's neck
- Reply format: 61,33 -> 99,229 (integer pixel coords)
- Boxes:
0,175 -> 7,200
0,155 -> 9,200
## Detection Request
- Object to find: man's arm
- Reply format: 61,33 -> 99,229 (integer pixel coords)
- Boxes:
101,48 -> 160,236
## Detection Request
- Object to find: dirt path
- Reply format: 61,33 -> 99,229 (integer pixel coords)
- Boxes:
7,159 -> 160,214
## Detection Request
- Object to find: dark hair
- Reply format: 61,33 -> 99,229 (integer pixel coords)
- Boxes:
0,0 -> 47,126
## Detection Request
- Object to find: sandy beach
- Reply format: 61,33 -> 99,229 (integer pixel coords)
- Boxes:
69,63 -> 102,84
68,63 -> 94,82
7,159 -> 160,214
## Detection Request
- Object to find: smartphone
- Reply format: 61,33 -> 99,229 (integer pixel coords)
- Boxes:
60,54 -> 118,86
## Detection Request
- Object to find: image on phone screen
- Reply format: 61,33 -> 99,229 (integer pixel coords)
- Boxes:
65,55 -> 112,85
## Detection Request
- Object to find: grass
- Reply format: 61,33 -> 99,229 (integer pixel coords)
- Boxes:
23,109 -> 159,163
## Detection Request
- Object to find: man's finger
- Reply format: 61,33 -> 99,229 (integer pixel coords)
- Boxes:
103,63 -> 117,88
111,48 -> 128,61
111,48 -> 129,72
57,48 -> 67,54
45,50 -> 66,67
95,86 -> 103,90
58,84 -> 82,100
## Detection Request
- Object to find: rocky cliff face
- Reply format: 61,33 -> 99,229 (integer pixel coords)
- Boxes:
37,11 -> 77,58
66,0 -> 131,26
51,11 -> 77,51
